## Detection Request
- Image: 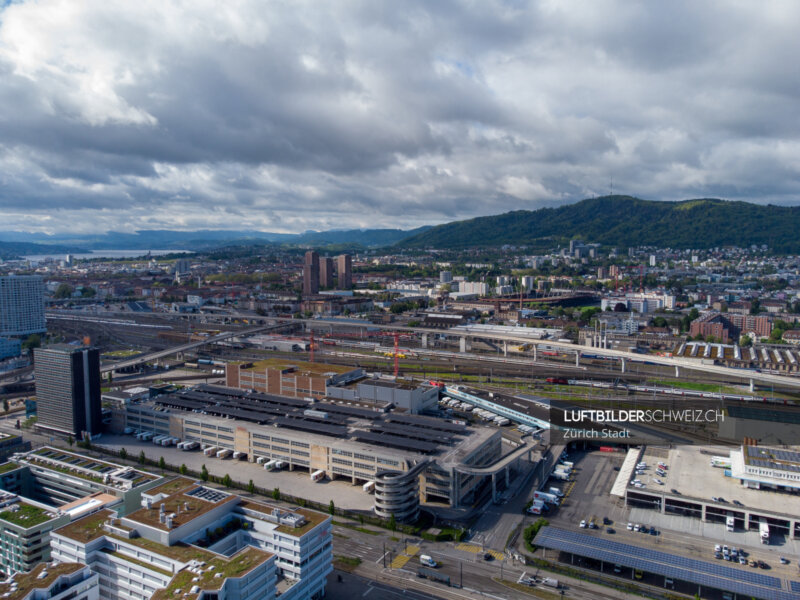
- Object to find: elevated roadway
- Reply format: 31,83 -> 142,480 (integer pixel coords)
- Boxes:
99,322 -> 293,373
298,317 -> 800,391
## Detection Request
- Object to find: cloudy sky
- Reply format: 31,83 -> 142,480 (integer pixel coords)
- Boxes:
0,0 -> 798,234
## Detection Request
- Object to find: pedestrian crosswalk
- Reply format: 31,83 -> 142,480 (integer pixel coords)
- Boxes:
389,543 -> 420,569
455,543 -> 504,561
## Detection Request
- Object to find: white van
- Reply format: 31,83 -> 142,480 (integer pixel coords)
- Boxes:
419,555 -> 437,568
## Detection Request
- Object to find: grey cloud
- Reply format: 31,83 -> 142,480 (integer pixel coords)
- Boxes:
0,0 -> 798,234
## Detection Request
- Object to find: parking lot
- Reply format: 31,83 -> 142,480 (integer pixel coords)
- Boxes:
96,433 -> 376,511
539,448 -> 800,584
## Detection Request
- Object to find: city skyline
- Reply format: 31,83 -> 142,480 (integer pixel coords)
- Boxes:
0,1 -> 798,235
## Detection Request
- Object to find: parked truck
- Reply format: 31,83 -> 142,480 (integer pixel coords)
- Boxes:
760,519 -> 770,544
552,471 -> 570,481
549,487 -> 565,498
216,448 -> 232,459
527,500 -> 546,515
726,512 -> 735,532
362,481 -> 375,494
533,491 -> 560,505
311,470 -> 325,482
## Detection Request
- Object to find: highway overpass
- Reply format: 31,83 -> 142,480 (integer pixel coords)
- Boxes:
99,322 -> 294,373
297,317 -> 800,391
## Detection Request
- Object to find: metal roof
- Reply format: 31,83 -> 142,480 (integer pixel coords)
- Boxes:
535,527 -> 797,600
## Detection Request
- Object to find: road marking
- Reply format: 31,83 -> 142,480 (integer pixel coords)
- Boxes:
405,544 -> 420,556
362,586 -> 374,597
390,554 -> 411,569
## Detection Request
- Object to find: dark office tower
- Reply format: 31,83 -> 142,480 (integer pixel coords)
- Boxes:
337,254 -> 352,289
303,250 -> 319,295
319,257 -> 334,289
34,345 -> 101,439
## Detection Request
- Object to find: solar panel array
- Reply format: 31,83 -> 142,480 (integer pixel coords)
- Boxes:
386,414 -> 466,434
273,417 -> 348,438
791,581 -> 800,593
153,384 -> 474,454
314,402 -> 382,420
535,527 -> 796,600
352,431 -> 439,453
371,422 -> 454,444
745,445 -> 800,471
729,406 -> 800,426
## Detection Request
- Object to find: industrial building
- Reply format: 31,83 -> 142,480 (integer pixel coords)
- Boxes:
33,345 -> 102,438
0,275 -> 46,337
51,477 -> 332,600
116,384 -> 513,521
225,359 -> 364,400
618,446 -> 800,541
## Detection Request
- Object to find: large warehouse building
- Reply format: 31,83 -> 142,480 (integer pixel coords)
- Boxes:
116,384 -> 520,520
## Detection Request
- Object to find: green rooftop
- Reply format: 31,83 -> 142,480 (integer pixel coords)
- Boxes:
152,546 -> 272,600
0,503 -> 55,528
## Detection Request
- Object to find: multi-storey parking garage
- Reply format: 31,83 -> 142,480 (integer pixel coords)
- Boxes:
114,384 -> 538,521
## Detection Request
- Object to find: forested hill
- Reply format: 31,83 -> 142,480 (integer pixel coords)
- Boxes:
397,196 -> 800,252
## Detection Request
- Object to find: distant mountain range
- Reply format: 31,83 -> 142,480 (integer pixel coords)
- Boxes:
398,196 -> 800,252
0,226 -> 431,257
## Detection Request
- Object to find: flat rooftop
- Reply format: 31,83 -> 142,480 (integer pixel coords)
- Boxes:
0,562 -> 85,600
237,499 -> 329,536
126,485 -> 238,531
152,546 -> 272,600
26,447 -> 159,487
0,501 -> 58,528
54,509 -> 115,544
642,446 -> 800,518
236,358 -> 355,376
454,386 -> 551,421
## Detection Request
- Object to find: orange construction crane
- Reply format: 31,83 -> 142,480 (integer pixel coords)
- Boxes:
393,332 -> 399,377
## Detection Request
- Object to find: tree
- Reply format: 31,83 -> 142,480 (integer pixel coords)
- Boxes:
222,473 -> 232,488
54,283 -> 74,299
247,479 -> 255,494
769,328 -> 785,343
651,316 -> 668,328
328,500 -> 335,516
21,334 -> 41,352
180,463 -> 188,475
272,487 -> 280,500
201,464 -> 209,482
138,450 -> 146,465
80,287 -> 96,298
158,456 -> 166,470
67,435 -> 74,447
2,400 -> 8,413
119,447 -> 128,460
739,335 -> 753,347
388,513 -> 397,532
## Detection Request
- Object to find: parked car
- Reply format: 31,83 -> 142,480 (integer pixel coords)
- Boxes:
627,522 -> 633,531
579,520 -> 587,528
